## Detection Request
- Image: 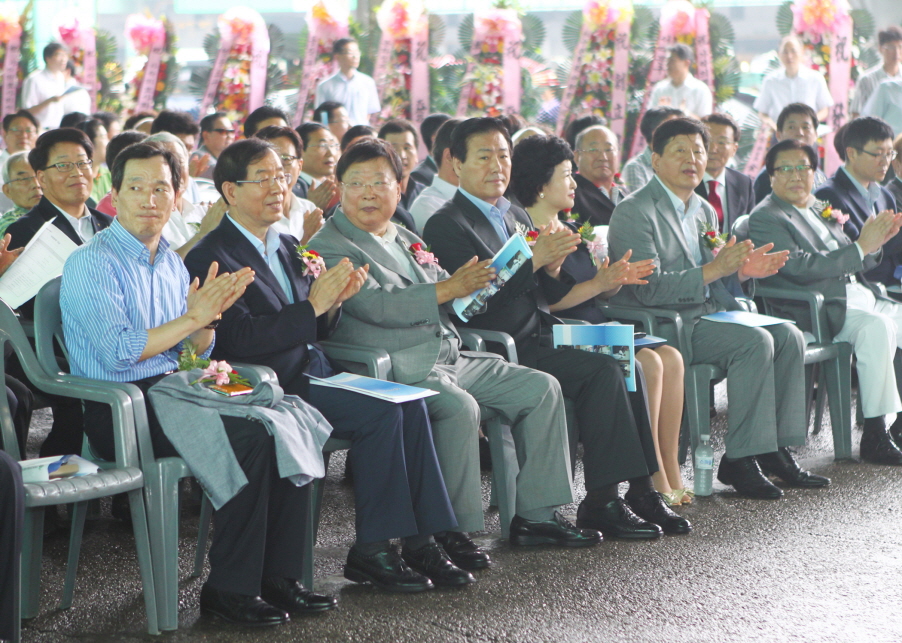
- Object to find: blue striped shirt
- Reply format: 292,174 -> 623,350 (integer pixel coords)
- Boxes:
61,218 -> 213,382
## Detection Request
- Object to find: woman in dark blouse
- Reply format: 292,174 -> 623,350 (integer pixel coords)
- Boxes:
511,134 -> 691,506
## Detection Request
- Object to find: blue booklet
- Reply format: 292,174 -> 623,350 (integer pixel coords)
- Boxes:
307,373 -> 439,403
553,324 -> 636,392
452,233 -> 533,322
701,311 -> 794,327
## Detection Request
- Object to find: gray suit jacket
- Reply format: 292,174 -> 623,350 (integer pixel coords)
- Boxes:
747,192 -> 885,338
608,177 -> 748,362
308,209 -> 492,384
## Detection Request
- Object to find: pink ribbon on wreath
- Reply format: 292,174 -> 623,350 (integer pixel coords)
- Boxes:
609,20 -> 631,140
293,2 -> 348,127
824,12 -> 852,175
411,16 -> 430,156
136,29 -> 166,113
744,126 -> 771,178
628,22 -> 674,159
1,33 -> 21,124
82,32 -> 97,112
201,31 -> 235,114
249,23 -> 271,113
693,8 -> 714,92
555,20 -> 592,135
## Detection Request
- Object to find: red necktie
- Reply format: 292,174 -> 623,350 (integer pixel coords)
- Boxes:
707,180 -> 724,229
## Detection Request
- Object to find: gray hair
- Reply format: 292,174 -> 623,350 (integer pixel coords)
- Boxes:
145,132 -> 188,154
2,151 -> 30,184
574,125 -> 618,153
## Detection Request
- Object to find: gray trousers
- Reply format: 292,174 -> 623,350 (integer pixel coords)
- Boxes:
413,351 -> 574,533
690,319 -> 807,458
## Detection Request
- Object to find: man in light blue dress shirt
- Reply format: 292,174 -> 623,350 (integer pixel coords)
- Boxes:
315,39 -> 381,126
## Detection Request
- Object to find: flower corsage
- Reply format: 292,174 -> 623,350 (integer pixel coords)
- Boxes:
814,202 -> 850,226
699,222 -> 729,256
577,220 -> 605,266
296,244 -> 326,278
409,242 -> 439,266
178,340 -> 251,387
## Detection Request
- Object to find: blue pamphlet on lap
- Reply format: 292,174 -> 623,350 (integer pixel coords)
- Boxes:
700,311 -> 794,327
553,324 -> 636,392
635,335 -> 668,350
452,233 -> 533,322
307,373 -> 439,403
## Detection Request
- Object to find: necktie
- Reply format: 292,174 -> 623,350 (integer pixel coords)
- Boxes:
707,180 -> 724,229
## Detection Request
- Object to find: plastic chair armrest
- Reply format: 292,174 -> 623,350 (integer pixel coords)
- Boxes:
755,286 -> 827,343
457,328 -> 518,364
320,341 -> 392,379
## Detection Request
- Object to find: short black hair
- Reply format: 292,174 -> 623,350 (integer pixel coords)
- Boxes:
214,139 -> 276,203
776,103 -> 818,133
60,112 -> 90,129
106,131 -> 148,173
111,141 -> 181,194
123,112 -> 155,131
199,111 -> 228,132
333,38 -> 356,55
651,117 -> 709,156
432,118 -> 463,169
92,111 -> 120,132
449,117 -> 512,163
833,122 -> 849,161
341,124 -> 376,152
243,106 -> 289,138
510,135 -> 574,208
701,113 -> 740,144
499,114 -> 527,139
312,101 -> 345,125
843,116 -> 895,154
640,107 -> 684,144
297,122 -> 329,150
28,128 -> 93,172
335,138 -> 403,183
43,43 -> 66,62
420,113 -> 451,153
564,114 -> 605,151
255,125 -> 303,156
878,26 -> 902,47
75,119 -> 107,145
2,110 -> 38,132
765,139 -> 819,177
151,110 -> 200,136
378,119 -> 419,147
668,43 -> 694,63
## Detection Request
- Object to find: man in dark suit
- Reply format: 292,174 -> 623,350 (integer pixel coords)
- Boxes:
295,123 -> 340,211
749,139 -> 902,465
697,113 -> 755,233
410,113 -> 450,187
814,117 -> 900,285
571,125 -> 627,225
424,117 -> 690,538
184,138 -> 471,593
754,103 -> 828,204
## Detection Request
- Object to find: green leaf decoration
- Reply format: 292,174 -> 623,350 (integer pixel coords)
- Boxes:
429,14 -> 446,56
776,1 -> 794,37
631,6 -> 657,48
708,12 -> 735,56
521,13 -> 545,55
203,32 -> 220,60
563,11 -> 582,53
459,13 -> 474,52
850,9 -> 875,42
857,45 -> 880,70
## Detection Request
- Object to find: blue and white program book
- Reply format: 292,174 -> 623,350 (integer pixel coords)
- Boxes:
553,323 -> 636,392
452,233 -> 533,322
307,373 -> 439,403
700,311 -> 794,327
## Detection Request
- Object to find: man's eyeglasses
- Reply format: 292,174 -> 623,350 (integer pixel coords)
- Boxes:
341,180 -> 397,195
309,142 -> 340,151
280,155 -> 301,166
43,160 -> 93,173
5,174 -> 38,184
235,175 -> 288,189
774,164 -> 814,176
578,148 -> 617,156
7,126 -> 37,135
857,149 -> 897,162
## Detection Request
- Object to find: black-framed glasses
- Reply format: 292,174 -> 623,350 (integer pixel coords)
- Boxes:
43,160 -> 93,173
857,149 -> 897,162
774,164 -> 814,176
280,155 -> 301,166
236,174 -> 288,189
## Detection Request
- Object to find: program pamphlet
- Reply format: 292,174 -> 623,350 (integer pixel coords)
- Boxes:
452,233 -> 533,322
553,323 -> 636,392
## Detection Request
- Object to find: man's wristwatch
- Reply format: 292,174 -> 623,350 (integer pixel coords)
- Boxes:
205,314 -> 222,330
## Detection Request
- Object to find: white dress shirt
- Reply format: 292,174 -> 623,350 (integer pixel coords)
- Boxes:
753,67 -> 833,122
53,202 -> 95,243
20,69 -> 67,130
410,176 -> 458,232
862,78 -> 902,135
649,73 -> 713,117
315,70 -> 381,126
270,194 -> 318,241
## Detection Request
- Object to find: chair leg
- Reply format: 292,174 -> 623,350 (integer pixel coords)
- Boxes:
192,495 -> 213,578
484,420 -> 516,538
20,507 -> 44,620
684,367 -> 711,456
145,464 -> 182,632
302,481 -> 318,591
824,346 -> 854,460
127,488 -> 160,635
59,501 -> 88,610
813,368 -> 828,436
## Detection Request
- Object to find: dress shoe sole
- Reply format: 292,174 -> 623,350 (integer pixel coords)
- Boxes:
200,604 -> 288,627
509,534 -> 601,547
343,565 -> 434,593
716,474 -> 783,499
261,597 -> 336,615
446,556 -> 491,571
593,528 -> 661,540
661,524 -> 692,535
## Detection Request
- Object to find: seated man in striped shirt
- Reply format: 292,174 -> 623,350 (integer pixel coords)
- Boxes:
60,141 -> 337,627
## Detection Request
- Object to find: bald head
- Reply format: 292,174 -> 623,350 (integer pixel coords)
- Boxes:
574,126 -> 620,187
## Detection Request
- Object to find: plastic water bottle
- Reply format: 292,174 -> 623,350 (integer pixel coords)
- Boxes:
694,435 -> 714,497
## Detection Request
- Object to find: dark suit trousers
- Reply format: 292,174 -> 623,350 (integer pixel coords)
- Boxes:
84,378 -> 309,597
6,375 -> 34,457
303,380 -> 458,544
0,449 -> 24,641
532,346 -> 658,490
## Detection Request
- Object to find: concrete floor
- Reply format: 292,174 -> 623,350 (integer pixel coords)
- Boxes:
16,385 -> 902,643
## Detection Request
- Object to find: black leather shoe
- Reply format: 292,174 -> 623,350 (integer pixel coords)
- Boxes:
861,424 -> 902,465
576,498 -> 662,539
260,577 -> 336,615
402,544 -> 475,587
199,584 -> 289,627
757,447 -> 831,487
717,455 -> 783,498
510,511 -> 602,547
344,545 -> 434,593
626,492 -> 692,535
479,435 -> 493,471
434,531 -> 491,570
888,416 -> 902,450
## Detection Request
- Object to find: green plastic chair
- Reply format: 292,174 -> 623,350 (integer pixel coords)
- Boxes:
0,299 -> 159,637
34,277 -> 276,632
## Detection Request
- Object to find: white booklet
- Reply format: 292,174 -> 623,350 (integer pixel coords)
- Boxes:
19,454 -> 100,484
553,323 -> 636,392
0,220 -> 79,309
452,233 -> 533,322
307,372 -> 439,403
701,311 -> 794,327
